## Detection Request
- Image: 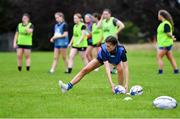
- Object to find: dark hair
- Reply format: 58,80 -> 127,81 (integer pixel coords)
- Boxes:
158,9 -> 174,30
55,12 -> 65,20
22,13 -> 30,19
105,36 -> 118,46
103,8 -> 111,14
93,12 -> 101,20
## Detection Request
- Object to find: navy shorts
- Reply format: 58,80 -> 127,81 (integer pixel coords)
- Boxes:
158,45 -> 173,51
54,45 -> 68,49
17,45 -> 31,49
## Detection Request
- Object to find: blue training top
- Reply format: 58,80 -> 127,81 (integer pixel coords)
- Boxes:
54,22 -> 69,47
97,44 -> 127,65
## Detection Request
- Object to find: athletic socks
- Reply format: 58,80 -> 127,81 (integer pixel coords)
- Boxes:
26,66 -> 30,71
158,69 -> 163,74
65,68 -> 72,74
67,82 -> 73,90
174,69 -> 179,74
18,66 -> 22,71
18,66 -> 30,71
158,69 -> 179,74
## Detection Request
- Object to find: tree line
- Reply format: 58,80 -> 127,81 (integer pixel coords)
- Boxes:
0,0 -> 179,50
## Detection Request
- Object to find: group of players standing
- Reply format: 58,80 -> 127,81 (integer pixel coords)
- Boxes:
13,8 -> 178,93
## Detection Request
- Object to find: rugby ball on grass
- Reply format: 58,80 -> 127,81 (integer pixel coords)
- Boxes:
130,85 -> 143,96
114,85 -> 126,94
153,96 -> 177,109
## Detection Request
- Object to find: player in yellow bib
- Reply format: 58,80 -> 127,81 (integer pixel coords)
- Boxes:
157,10 -> 178,74
13,13 -> 34,71
97,9 -> 125,43
65,13 -> 88,74
91,13 -> 103,71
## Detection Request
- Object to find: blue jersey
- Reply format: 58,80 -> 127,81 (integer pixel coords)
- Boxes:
97,44 -> 127,65
54,22 -> 69,47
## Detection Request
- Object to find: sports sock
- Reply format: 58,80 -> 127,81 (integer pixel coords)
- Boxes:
174,69 -> 179,74
26,66 -> 30,71
18,66 -> 22,71
65,68 -> 72,73
67,82 -> 73,90
158,69 -> 163,74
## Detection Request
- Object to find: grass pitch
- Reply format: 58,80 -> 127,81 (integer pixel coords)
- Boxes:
0,45 -> 180,118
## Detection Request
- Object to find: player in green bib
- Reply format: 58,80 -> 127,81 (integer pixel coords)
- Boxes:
97,9 -> 125,43
157,10 -> 178,74
91,13 -> 103,71
92,13 -> 103,47
65,13 -> 88,74
13,13 -> 34,71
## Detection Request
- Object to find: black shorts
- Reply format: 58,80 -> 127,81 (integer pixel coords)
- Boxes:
92,44 -> 100,47
17,45 -> 31,49
72,46 -> 86,51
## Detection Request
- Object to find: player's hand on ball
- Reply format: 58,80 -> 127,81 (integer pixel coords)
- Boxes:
111,83 -> 115,93
125,83 -> 128,93
112,87 -> 115,94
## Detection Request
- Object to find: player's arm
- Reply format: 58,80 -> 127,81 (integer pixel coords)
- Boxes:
120,48 -> 129,92
25,24 -> 33,34
164,24 -> 176,41
97,34 -> 104,46
53,24 -> 68,40
122,61 -> 129,92
97,14 -> 104,28
68,36 -> 74,47
115,19 -> 125,35
13,32 -> 18,48
52,31 -> 68,40
104,61 -> 115,93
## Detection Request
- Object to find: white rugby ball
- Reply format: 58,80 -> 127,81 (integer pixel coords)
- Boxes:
153,96 -> 177,109
114,85 -> 126,94
130,85 -> 143,96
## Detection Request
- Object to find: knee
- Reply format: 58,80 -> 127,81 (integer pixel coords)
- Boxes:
25,55 -> 30,59
17,54 -> 22,59
62,55 -> 67,61
85,51 -> 89,57
69,55 -> 74,61
54,56 -> 58,61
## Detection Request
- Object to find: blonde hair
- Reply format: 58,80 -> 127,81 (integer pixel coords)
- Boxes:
55,12 -> 65,20
74,13 -> 83,22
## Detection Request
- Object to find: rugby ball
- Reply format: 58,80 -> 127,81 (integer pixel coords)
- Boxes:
114,85 -> 126,94
153,96 -> 177,109
130,85 -> 143,96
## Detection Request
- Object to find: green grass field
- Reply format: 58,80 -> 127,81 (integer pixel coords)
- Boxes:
0,47 -> 180,118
